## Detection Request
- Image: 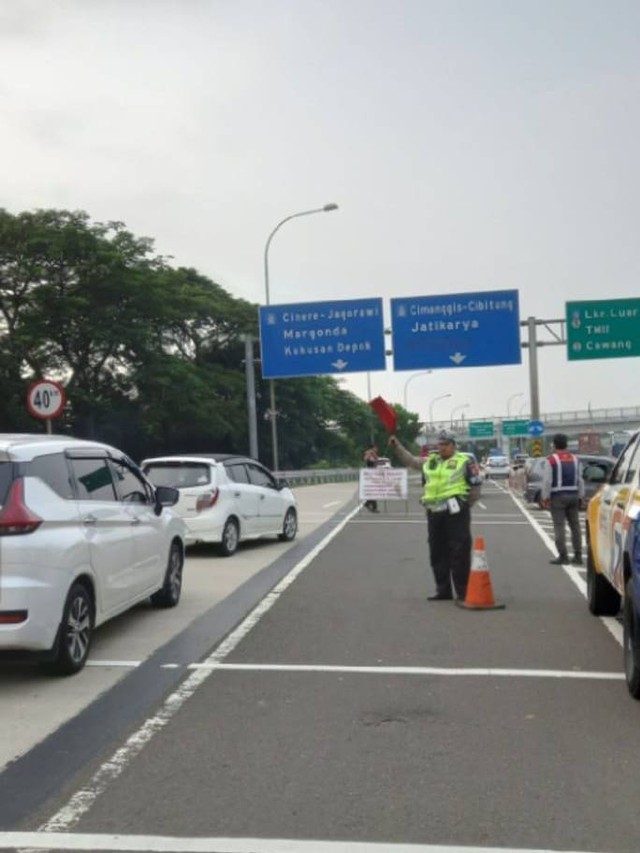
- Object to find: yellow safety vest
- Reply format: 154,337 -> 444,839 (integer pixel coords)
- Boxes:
421,453 -> 470,506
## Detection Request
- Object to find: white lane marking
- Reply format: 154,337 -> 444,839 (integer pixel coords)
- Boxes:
86,660 -> 141,668
186,662 -> 623,680
322,500 -> 342,508
0,832 -> 602,852
351,520 -> 528,525
39,503 -> 364,834
507,491 -> 623,647
477,501 -> 487,509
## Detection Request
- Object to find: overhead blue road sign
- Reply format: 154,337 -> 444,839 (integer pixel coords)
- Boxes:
259,298 -> 386,379
391,289 -> 521,371
528,420 -> 544,437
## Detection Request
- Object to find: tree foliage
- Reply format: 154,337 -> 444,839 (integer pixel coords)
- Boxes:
0,208 -> 421,467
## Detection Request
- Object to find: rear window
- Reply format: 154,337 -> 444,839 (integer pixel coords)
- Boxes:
225,463 -> 249,484
30,452 -> 75,500
581,460 -> 611,483
0,462 -> 13,506
143,462 -> 212,489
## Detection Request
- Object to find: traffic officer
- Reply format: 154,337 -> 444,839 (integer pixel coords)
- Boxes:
541,433 -> 585,565
389,429 -> 481,601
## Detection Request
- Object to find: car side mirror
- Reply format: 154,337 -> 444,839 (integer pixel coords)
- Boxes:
154,485 -> 179,515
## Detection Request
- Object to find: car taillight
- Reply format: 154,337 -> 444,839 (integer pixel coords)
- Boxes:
196,489 -> 219,512
0,611 -> 28,624
0,479 -> 43,535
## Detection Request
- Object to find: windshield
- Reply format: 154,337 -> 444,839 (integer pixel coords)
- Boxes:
142,462 -> 212,489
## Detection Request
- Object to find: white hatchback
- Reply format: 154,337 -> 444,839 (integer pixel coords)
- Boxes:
141,454 -> 298,556
484,455 -> 511,479
0,434 -> 186,674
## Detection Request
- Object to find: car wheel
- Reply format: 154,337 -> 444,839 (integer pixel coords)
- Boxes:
623,579 -> 640,699
219,518 -> 239,556
51,582 -> 94,676
151,541 -> 183,608
586,536 -> 621,616
279,507 -> 298,542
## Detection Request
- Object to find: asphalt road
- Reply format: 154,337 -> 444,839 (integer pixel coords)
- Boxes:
2,477 -> 639,853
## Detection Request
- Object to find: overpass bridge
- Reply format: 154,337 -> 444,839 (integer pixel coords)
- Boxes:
429,404 -> 640,452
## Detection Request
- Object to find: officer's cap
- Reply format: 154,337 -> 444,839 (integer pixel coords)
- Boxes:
437,429 -> 456,444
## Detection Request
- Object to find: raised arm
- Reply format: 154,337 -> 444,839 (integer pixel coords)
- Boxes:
388,435 -> 424,471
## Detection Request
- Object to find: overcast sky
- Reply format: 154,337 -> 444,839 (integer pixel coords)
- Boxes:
2,0 -> 639,426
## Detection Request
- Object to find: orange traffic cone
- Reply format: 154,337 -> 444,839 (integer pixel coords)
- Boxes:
456,536 -> 505,610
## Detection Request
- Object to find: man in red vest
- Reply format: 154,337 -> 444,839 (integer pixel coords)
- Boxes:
541,433 -> 585,565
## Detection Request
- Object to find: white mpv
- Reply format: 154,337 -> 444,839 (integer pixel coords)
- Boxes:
141,454 -> 298,556
0,434 -> 186,674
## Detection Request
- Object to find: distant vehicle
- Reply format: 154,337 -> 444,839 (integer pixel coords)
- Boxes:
610,430 -> 635,458
141,453 -> 297,556
524,454 -> 615,507
484,455 -> 510,479
511,453 -> 529,470
0,434 -> 184,675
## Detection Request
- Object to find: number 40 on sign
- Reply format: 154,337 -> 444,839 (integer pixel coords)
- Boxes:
26,379 -> 66,431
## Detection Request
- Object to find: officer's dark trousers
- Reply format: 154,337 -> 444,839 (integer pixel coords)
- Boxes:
426,502 -> 472,599
550,492 -> 581,560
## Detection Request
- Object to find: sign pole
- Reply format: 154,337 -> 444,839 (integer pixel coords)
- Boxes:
243,335 -> 259,460
527,316 -> 540,421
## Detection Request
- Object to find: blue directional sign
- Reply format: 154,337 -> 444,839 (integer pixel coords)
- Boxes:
391,289 -> 521,370
528,420 -> 544,437
259,298 -> 386,379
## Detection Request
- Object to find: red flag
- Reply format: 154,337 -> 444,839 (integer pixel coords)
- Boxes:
369,396 -> 397,433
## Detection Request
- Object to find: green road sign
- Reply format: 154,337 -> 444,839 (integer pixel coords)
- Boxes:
566,298 -> 640,361
469,420 -> 494,438
502,419 -> 529,437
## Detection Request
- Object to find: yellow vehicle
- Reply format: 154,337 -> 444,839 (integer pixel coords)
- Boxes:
586,430 -> 640,618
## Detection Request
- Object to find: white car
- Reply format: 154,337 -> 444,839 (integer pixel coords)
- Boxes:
484,455 -> 511,479
0,434 -> 185,675
141,454 -> 298,556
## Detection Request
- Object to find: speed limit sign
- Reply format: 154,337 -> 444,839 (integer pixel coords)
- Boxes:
26,379 -> 66,420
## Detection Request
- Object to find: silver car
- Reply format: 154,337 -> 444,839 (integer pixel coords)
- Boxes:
0,434 -> 185,674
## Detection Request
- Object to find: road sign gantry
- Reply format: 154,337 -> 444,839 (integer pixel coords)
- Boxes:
259,297 -> 386,379
391,288 -> 521,371
566,298 -> 640,361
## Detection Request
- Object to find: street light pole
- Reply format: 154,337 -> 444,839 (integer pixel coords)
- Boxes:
263,204 -> 338,471
402,370 -> 433,410
429,393 -> 452,431
507,392 -> 524,417
450,403 -> 470,427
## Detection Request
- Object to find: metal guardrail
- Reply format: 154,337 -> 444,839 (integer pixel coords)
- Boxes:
275,468 -> 360,486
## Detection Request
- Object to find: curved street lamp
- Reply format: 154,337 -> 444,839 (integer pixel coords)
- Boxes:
403,370 -> 433,410
263,203 -> 339,471
507,392 -> 524,417
429,393 -> 452,429
450,402 -> 470,427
